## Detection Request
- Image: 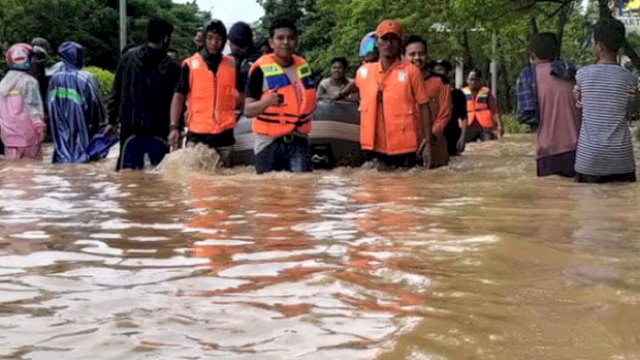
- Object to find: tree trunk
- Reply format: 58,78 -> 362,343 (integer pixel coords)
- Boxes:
499,62 -> 513,113
555,1 -> 573,57
598,0 -> 613,19
530,17 -> 539,37
462,29 -> 474,70
623,41 -> 640,69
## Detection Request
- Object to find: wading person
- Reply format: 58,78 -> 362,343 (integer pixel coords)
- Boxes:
244,18 -> 317,174
169,20 -> 238,167
574,19 -> 637,183
106,18 -> 181,170
463,69 -> 502,142
432,60 -> 468,156
47,41 -> 105,163
404,35 -> 451,168
0,43 -> 46,160
352,20 -> 432,171
228,21 -> 262,109
517,33 -> 578,178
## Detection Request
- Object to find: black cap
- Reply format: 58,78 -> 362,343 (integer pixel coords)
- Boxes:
228,22 -> 254,48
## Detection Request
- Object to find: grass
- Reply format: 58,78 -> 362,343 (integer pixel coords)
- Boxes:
502,114 -> 532,134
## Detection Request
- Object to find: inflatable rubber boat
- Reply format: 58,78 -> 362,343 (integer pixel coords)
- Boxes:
231,100 -> 366,168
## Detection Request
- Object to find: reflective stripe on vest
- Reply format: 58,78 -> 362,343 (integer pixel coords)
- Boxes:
184,53 -> 237,135
249,54 -> 316,137
463,86 -> 493,129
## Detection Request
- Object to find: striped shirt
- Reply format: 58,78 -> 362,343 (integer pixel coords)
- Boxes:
575,64 -> 636,176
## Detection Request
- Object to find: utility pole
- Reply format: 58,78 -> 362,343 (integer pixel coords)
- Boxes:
119,0 -> 126,51
490,32 -> 498,98
455,57 -> 464,89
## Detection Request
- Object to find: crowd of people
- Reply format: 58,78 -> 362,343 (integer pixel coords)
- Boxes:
0,15 -> 636,183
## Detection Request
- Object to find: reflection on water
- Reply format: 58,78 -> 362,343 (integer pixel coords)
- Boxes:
1,136 -> 640,359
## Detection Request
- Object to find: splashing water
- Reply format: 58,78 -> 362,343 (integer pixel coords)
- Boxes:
157,144 -> 222,176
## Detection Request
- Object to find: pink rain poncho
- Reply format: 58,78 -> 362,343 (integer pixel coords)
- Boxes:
0,70 -> 46,159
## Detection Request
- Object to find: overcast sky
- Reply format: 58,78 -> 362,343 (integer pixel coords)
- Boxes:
175,0 -> 264,26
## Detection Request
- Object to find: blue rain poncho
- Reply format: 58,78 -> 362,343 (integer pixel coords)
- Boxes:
47,41 -> 105,163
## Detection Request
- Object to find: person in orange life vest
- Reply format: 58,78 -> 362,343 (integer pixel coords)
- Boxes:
403,35 -> 452,168
244,18 -> 316,174
169,20 -> 238,167
352,20 -> 432,170
432,60 -> 468,156
463,69 -> 502,142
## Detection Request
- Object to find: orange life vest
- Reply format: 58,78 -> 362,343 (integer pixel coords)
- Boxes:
463,86 -> 493,129
184,52 -> 237,135
355,60 -> 421,155
249,54 -> 316,138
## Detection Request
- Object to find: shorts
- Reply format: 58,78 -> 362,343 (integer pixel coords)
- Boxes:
575,171 -> 637,184
118,135 -> 169,171
537,151 -> 576,178
255,135 -> 311,174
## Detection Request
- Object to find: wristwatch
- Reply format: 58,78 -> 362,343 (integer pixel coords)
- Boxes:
169,123 -> 180,131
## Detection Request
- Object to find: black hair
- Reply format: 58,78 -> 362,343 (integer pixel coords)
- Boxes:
403,35 -> 427,54
147,18 -> 174,43
593,18 -> 626,53
530,32 -> 558,60
330,57 -> 348,69
269,18 -> 297,38
468,68 -> 482,78
204,19 -> 227,39
435,60 -> 453,73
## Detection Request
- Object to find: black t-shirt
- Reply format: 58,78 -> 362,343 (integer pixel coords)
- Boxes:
174,48 -> 222,95
445,88 -> 468,136
234,48 -> 261,93
175,48 -> 234,145
245,67 -> 265,100
451,88 -> 467,122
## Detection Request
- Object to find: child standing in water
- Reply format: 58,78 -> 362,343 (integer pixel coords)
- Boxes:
0,43 -> 46,160
574,19 -> 637,183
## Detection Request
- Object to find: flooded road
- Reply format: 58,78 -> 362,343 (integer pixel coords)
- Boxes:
1,135 -> 640,359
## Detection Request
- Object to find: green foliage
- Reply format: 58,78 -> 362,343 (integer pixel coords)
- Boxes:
501,114 -> 531,134
83,66 -> 115,100
0,0 -> 208,71
253,0 -> 597,113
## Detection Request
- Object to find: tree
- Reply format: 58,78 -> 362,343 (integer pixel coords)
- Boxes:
0,0 -> 209,70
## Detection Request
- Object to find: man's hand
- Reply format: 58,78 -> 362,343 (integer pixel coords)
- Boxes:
331,91 -> 344,102
418,139 -> 432,169
456,137 -> 465,154
168,129 -> 181,151
266,88 -> 285,107
573,85 -> 582,109
103,124 -> 118,135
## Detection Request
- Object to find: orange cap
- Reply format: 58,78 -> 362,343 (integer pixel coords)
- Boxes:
375,19 -> 403,39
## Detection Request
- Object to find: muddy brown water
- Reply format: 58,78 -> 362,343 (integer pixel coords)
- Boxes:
1,135 -> 639,359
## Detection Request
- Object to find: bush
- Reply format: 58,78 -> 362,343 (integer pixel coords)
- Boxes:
502,113 -> 531,134
83,66 -> 114,101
